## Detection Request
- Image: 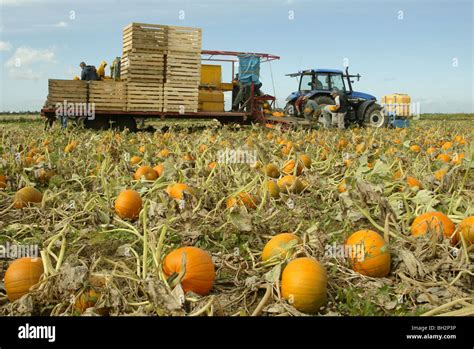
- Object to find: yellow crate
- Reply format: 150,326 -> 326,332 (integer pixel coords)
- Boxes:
220,82 -> 233,91
200,64 -> 221,87
199,101 -> 224,112
199,90 -> 224,103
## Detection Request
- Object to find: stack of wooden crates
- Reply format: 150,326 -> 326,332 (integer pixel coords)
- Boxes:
121,23 -> 202,113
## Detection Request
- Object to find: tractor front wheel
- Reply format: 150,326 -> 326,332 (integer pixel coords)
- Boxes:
363,104 -> 388,128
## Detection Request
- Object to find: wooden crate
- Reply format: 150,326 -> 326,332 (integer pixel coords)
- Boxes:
163,81 -> 199,113
89,81 -> 127,111
121,51 -> 165,81
165,51 -> 201,82
47,80 -> 87,107
126,82 -> 163,112
167,26 -> 202,53
122,23 -> 167,53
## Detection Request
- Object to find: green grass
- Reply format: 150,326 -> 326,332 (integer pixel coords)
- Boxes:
418,113 -> 474,120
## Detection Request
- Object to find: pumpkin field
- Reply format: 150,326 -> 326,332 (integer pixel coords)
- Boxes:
0,118 -> 472,317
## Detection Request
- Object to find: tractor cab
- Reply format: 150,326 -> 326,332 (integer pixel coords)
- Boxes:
285,67 -> 388,128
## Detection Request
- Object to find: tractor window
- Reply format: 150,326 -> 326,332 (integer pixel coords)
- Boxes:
299,74 -> 313,92
330,74 -> 346,92
314,74 -> 330,90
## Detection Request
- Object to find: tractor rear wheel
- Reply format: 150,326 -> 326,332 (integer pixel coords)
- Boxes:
363,104 -> 388,128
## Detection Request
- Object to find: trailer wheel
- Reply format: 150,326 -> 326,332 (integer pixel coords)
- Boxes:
84,116 -> 111,130
363,104 -> 388,128
111,116 -> 137,132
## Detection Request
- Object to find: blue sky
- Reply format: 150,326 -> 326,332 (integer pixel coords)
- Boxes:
0,0 -> 472,112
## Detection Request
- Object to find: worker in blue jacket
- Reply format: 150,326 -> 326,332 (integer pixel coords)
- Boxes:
80,62 -> 99,81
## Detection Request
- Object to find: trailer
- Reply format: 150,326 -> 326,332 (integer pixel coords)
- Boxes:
40,50 -> 304,131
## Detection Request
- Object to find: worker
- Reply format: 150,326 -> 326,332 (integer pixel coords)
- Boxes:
328,88 -> 348,129
301,96 -> 320,122
232,74 -> 240,111
96,60 -> 108,80
80,62 -> 99,81
111,57 -> 121,81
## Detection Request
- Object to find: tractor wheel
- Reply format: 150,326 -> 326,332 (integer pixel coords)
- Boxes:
363,104 -> 388,128
284,102 -> 296,117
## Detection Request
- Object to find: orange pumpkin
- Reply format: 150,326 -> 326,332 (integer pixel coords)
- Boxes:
345,230 -> 391,277
282,159 -> 303,176
406,176 -> 422,189
226,192 -> 259,209
338,179 -> 347,193
14,186 -> 43,209
281,257 -> 327,314
162,246 -> 215,295
299,154 -> 312,168
114,189 -> 142,220
436,153 -> 450,163
75,289 -> 100,313
5,257 -> 44,301
130,156 -> 142,165
0,174 -> 6,189
458,216 -> 474,246
263,163 -> 280,178
265,180 -> 280,198
426,147 -> 437,155
134,166 -> 158,181
153,164 -> 165,177
410,145 -> 421,153
434,167 -> 448,181
411,211 -> 456,244
441,141 -> 453,150
165,183 -> 194,200
451,153 -> 465,165
158,148 -> 171,158
262,233 -> 300,261
207,161 -> 217,171
277,175 -> 304,194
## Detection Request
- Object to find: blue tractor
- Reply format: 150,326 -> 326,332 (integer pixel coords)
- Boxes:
284,67 -> 389,128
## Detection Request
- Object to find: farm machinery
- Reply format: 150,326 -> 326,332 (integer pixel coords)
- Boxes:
283,67 -> 389,128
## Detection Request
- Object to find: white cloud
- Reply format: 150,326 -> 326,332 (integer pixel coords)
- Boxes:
5,46 -> 55,68
54,21 -> 68,28
0,41 -> 12,51
7,68 -> 42,80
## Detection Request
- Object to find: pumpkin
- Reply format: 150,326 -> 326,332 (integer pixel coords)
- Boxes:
436,153 -> 450,163
458,216 -> 474,245
299,154 -> 311,168
262,233 -> 299,261
14,186 -> 43,209
64,141 -> 77,153
5,257 -> 44,301
434,167 -> 448,180
411,211 -> 456,244
277,175 -> 304,194
355,143 -> 366,153
406,176 -> 422,189
338,179 -> 347,193
166,183 -> 194,200
337,139 -> 347,149
181,153 -> 195,162
451,153 -> 464,165
139,145 -> 146,153
130,156 -> 142,165
226,192 -> 259,209
265,180 -> 280,198
162,246 -> 215,295
134,166 -> 158,181
114,189 -> 142,220
158,148 -> 170,158
153,164 -> 165,177
75,289 -> 100,313
0,174 -> 6,189
207,161 -> 217,171
345,230 -> 391,277
410,145 -> 421,152
441,141 -> 453,150
426,147 -> 437,155
282,159 -> 303,176
281,257 -> 327,314
263,163 -> 280,178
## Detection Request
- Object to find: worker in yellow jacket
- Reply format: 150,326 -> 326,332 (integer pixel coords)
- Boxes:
97,60 -> 107,80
